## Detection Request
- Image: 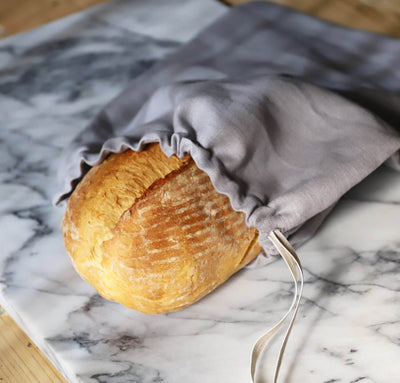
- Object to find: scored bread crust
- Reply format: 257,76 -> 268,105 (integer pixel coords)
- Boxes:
62,144 -> 261,314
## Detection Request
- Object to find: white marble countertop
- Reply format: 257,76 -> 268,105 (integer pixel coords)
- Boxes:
0,1 -> 399,382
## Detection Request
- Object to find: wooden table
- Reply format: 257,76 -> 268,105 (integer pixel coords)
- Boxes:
1,0 -> 399,382
0,308 -> 67,382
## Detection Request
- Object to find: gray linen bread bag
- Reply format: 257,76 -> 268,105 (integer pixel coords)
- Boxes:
55,2 -> 400,382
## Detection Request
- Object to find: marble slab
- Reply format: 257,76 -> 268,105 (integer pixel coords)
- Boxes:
1,1 -> 400,382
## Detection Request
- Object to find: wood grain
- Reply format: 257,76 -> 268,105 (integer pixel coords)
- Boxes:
0,311 -> 67,383
224,0 -> 400,37
2,0 -> 400,38
0,0 -> 112,37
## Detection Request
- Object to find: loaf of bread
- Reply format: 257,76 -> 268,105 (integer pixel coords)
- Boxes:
62,144 -> 262,314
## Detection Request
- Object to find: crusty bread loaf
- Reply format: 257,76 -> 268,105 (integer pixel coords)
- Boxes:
62,144 -> 261,314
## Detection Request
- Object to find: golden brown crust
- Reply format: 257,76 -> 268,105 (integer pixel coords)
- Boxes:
62,144 -> 261,314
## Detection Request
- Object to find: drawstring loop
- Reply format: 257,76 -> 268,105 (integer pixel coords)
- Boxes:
251,229 -> 304,383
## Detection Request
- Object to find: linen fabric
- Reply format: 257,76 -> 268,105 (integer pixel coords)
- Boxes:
55,1 -> 400,257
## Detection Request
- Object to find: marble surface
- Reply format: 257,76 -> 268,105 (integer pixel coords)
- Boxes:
1,1 -> 400,382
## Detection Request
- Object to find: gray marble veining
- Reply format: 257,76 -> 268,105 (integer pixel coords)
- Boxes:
0,1 -> 399,382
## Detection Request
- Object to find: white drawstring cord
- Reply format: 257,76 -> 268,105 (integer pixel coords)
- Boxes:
251,229 -> 304,383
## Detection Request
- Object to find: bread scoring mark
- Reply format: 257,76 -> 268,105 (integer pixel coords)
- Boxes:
116,158 -> 195,231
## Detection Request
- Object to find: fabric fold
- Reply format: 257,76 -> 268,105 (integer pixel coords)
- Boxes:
55,75 -> 400,259
55,1 -> 400,260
